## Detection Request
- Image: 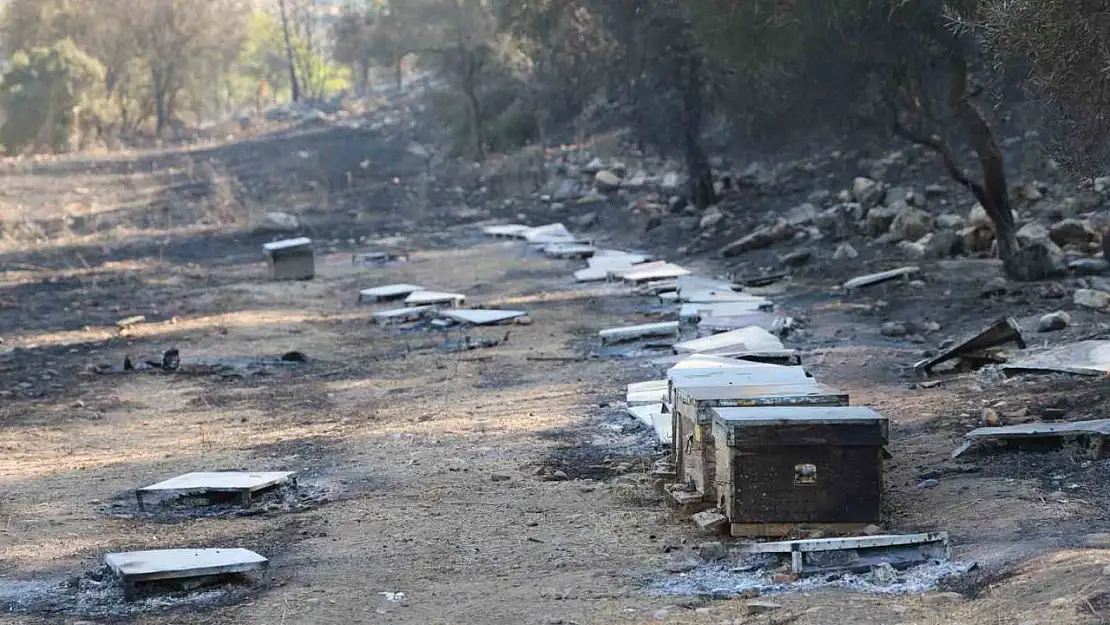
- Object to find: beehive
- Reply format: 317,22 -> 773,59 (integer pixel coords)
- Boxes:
263,238 -> 314,281
710,405 -> 888,537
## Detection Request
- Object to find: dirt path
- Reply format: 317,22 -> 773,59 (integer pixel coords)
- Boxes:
2,117 -> 1110,625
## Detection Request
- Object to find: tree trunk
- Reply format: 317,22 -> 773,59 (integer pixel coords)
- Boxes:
152,69 -> 167,136
279,0 -> 301,102
680,38 -> 715,209
462,51 -> 485,160
394,54 -> 404,91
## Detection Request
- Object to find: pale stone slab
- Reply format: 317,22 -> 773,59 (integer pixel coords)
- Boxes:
404,290 -> 467,306
483,224 -> 531,238
674,326 -> 785,354
440,309 -> 526,325
627,379 -> 669,405
599,321 -> 679,344
359,283 -> 424,302
543,243 -> 596,259
627,403 -> 672,445
679,301 -> 768,321
372,306 -> 433,324
138,471 -> 295,495
262,237 -> 311,252
105,548 -> 269,584
610,261 -> 692,283
842,266 -> 920,291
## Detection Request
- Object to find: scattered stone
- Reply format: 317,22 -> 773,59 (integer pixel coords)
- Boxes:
922,321 -> 942,333
1039,282 -> 1068,299
582,157 -> 604,173
896,240 -> 926,259
744,601 -> 782,616
889,206 -> 934,241
968,203 -> 992,229
863,524 -> 883,536
926,230 -> 964,258
594,170 -> 622,191
1049,597 -> 1070,608
865,205 -> 899,237
982,407 -> 1002,427
490,473 -> 511,482
550,470 -> 568,480
1037,311 -> 1071,333
833,242 -> 859,260
881,322 -> 909,338
1075,288 -> 1110,311
700,209 -> 724,230
961,225 -> 995,254
553,179 -> 583,201
870,562 -> 898,586
255,211 -> 300,232
573,211 -> 597,229
851,177 -> 885,208
779,248 -> 813,267
1049,219 -> 1097,248
785,203 -> 819,226
692,510 -> 728,531
916,478 -> 940,489
1006,242 -> 1067,281
936,213 -> 965,230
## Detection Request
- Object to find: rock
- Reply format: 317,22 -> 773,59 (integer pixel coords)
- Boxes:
866,205 -> 899,237
1019,182 -> 1044,202
594,170 -> 622,191
1006,241 -> 1068,281
744,601 -> 782,616
961,225 -> 995,254
490,473 -> 511,482
981,277 -> 1008,297
1049,219 -> 1097,247
969,203 -> 992,228
553,179 -> 583,201
863,524 -> 883,536
582,157 -> 604,174
936,213 -> 966,230
695,541 -> 728,562
700,209 -> 724,230
881,322 -> 908,337
833,242 -> 859,259
1102,564 -> 1110,576
573,212 -> 597,229
665,552 -> 704,573
779,248 -> 813,267
1037,311 -> 1071,332
922,321 -> 942,332
1049,597 -> 1070,608
786,203 -> 819,226
254,211 -> 300,232
982,407 -> 1002,426
890,206 -> 933,241
851,177 -> 885,208
720,220 -> 795,257
1075,288 -> 1110,310
1017,222 -> 1052,247
660,171 -> 682,192
1039,282 -> 1068,299
925,184 -> 947,197
926,230 -> 964,258
897,240 -> 926,259
870,562 -> 898,586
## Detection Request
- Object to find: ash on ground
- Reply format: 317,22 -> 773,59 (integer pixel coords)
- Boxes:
0,566 -> 257,620
96,480 -> 337,523
649,553 -> 974,599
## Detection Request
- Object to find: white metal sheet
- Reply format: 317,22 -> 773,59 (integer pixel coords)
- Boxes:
105,548 -> 268,582
404,290 -> 467,306
359,283 -> 424,301
138,471 -> 295,494
439,309 -> 526,325
262,237 -> 311,252
674,326 -> 785,354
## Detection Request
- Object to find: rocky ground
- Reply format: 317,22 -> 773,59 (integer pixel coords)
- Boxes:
1,90 -> 1110,625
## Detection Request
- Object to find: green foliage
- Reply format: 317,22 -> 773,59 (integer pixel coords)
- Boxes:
0,39 -> 107,154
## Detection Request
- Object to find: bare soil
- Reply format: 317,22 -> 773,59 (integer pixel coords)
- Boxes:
2,104 -> 1110,625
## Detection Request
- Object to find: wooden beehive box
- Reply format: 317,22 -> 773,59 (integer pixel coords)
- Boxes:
710,406 -> 888,537
263,237 -> 315,281
670,378 -> 848,504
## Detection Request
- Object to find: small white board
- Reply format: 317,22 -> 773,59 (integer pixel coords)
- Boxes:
599,321 -> 680,345
842,266 -> 920,291
679,301 -> 768,321
627,379 -> 669,405
359,283 -> 424,302
483,224 -> 531,238
372,306 -> 433,324
439,309 -> 526,325
405,290 -> 467,307
138,472 -> 295,495
674,326 -> 785,354
627,403 -> 672,445
105,548 -> 268,584
262,237 -> 311,252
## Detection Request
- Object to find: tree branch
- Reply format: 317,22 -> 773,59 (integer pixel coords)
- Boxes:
890,115 -> 988,206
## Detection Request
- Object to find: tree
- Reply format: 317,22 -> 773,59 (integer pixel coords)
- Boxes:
0,40 -> 107,154
278,0 -> 302,101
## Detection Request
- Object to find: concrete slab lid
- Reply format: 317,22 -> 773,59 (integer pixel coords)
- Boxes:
138,471 -> 295,494
372,305 -> 433,319
627,403 -> 672,445
483,224 -> 531,237
521,223 -> 570,242
599,321 -> 679,342
711,405 -> 886,426
105,548 -> 268,583
679,301 -> 768,319
613,262 -> 692,283
360,283 -> 424,299
404,290 -> 467,305
668,354 -> 787,372
999,340 -> 1110,376
674,326 -> 785,354
678,381 -> 845,402
439,309 -> 526,325
263,237 -> 312,252
676,275 -> 736,293
543,243 -> 596,257
574,266 -> 612,282
669,367 -> 811,389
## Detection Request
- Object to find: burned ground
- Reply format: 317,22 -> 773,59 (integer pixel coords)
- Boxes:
2,104 -> 1110,625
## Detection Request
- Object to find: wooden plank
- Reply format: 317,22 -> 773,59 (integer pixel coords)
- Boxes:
734,532 -> 950,554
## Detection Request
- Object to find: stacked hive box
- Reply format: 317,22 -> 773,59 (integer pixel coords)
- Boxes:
667,357 -> 888,537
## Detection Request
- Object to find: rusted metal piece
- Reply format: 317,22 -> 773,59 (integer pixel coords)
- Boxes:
913,316 -> 1026,375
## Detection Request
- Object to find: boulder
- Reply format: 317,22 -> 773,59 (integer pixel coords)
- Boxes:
889,205 -> 934,242
700,209 -> 724,231
961,225 -> 995,254
1005,240 -> 1067,281
779,248 -> 813,267
254,211 -> 300,232
897,240 -> 926,259
1037,311 -> 1071,333
660,171 -> 682,192
1049,219 -> 1097,248
594,170 -> 623,191
833,243 -> 859,260
936,213 -> 966,230
851,177 -> 885,208
866,205 -> 899,237
968,203 -> 992,229
926,230 -> 964,258
1075,288 -> 1110,310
